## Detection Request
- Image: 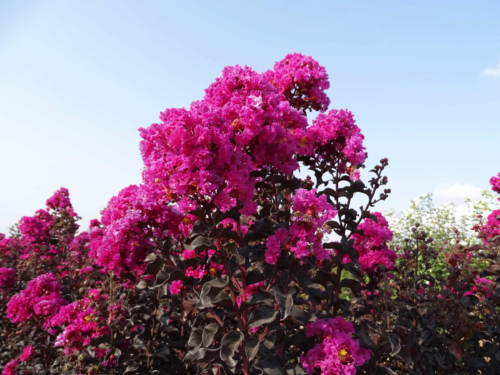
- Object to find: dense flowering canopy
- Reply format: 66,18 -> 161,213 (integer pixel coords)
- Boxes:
138,53 -> 352,219
6,273 -> 66,325
0,235 -> 17,258
16,187 -> 80,260
18,209 -> 53,245
269,52 -> 330,113
139,65 -> 311,216
3,53 -> 500,375
484,209 -> 500,241
46,187 -> 78,217
308,109 -> 366,181
48,289 -> 110,356
0,54 -> 417,375
89,184 -> 184,275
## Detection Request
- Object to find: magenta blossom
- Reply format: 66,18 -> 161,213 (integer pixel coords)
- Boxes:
480,172 -> 500,243
308,109 -> 366,181
170,280 -> 183,295
20,345 -> 35,362
490,173 -> 500,196
270,52 -> 330,113
2,359 -> 19,375
6,273 -> 66,325
301,317 -> 370,375
89,185 -> 183,275
139,56 -> 320,216
46,187 -> 78,217
49,289 -> 109,356
348,212 -> 398,274
265,189 -> 337,264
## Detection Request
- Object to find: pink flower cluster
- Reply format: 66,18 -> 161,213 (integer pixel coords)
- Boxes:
6,273 -> 66,325
269,52 -> 330,113
301,317 -> 370,375
308,109 -> 366,181
0,267 -> 17,292
48,289 -> 109,356
89,185 -> 183,275
68,230 -> 90,254
79,265 -> 94,274
170,280 -> 183,295
19,345 -> 35,362
2,359 -> 19,375
484,209 -> 500,242
139,54 -> 333,216
182,249 -> 223,279
491,173 -> 500,196
0,235 -> 17,258
16,188 -> 80,257
464,277 -> 493,300
18,209 -> 53,245
481,172 -> 500,243
350,212 -> 398,273
46,187 -> 78,217
265,189 -> 337,264
265,228 -> 289,264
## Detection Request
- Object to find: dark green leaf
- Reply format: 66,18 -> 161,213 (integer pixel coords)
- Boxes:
256,355 -> 285,375
202,324 -> 219,348
146,257 -> 165,276
270,286 -> 294,319
288,306 -> 309,325
218,228 -> 240,242
185,236 -> 214,251
155,346 -> 171,362
199,276 -> 230,308
467,358 -> 489,369
245,337 -> 260,361
220,331 -> 244,368
460,295 -> 479,307
188,327 -> 204,353
248,305 -> 279,328
190,220 -> 210,238
246,270 -> 266,285
88,335 -> 110,349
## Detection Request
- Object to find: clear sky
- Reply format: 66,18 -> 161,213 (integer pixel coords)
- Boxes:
1,0 -> 499,234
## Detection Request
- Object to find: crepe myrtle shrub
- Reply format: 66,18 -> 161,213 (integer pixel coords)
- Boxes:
7,53 -> 486,375
1,53 -> 395,375
108,165 -> 392,375
0,188 -> 107,375
2,54 -> 499,375
72,53 -> 399,375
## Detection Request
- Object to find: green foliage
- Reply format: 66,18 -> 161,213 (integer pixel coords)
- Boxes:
386,191 -> 499,251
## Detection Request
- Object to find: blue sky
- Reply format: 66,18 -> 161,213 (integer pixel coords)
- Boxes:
1,0 -> 499,233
